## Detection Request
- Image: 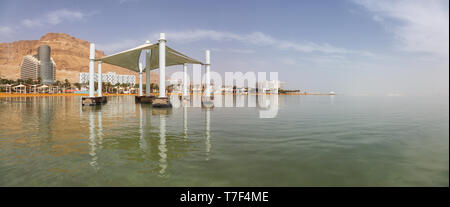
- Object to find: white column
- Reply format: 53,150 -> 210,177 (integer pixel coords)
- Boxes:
145,49 -> 151,96
97,61 -> 102,97
158,33 -> 166,98
139,63 -> 143,96
204,50 -> 211,97
89,43 -> 95,97
183,63 -> 188,96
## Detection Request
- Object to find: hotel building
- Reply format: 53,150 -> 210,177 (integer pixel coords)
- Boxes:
19,45 -> 56,84
78,72 -> 136,85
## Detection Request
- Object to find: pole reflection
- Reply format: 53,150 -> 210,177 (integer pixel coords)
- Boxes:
205,107 -> 211,161
158,113 -> 168,176
183,103 -> 188,139
88,109 -> 99,170
97,109 -> 103,149
139,104 -> 147,152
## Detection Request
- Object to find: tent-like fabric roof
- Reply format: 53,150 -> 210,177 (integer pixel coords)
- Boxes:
97,43 -> 203,72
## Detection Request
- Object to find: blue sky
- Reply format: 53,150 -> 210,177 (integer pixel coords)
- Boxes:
0,0 -> 448,95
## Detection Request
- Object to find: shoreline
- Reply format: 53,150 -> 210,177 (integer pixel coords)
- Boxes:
0,92 -> 335,98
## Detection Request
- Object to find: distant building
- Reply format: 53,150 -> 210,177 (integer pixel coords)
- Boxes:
20,45 -> 56,84
257,80 -> 284,92
78,72 -> 136,85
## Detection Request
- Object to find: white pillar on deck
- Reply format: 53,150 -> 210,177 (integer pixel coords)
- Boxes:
145,41 -> 151,97
204,50 -> 211,97
97,61 -> 102,97
158,33 -> 166,98
89,43 -> 95,97
139,63 -> 143,96
183,63 -> 188,96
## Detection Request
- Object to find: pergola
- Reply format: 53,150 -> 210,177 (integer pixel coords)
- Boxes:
13,84 -> 26,93
88,33 -> 211,102
38,85 -> 49,93
0,84 -> 12,93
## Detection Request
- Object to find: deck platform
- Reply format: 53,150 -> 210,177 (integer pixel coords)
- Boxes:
135,96 -> 155,104
82,96 -> 107,106
152,97 -> 172,108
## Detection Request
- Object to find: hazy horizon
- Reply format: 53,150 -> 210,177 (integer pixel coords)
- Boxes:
1,0 -> 448,96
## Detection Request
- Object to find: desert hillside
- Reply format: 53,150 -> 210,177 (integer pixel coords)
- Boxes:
0,32 -> 158,84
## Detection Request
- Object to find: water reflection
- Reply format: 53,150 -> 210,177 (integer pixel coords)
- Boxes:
1,94 -> 282,184
158,112 -> 168,176
205,107 -> 211,161
183,102 -> 188,139
138,104 -> 147,152
88,109 -> 98,170
39,97 -> 54,144
97,108 -> 103,148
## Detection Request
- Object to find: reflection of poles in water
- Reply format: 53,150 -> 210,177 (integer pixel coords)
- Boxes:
138,104 -> 147,152
183,104 -> 188,138
205,108 -> 211,160
158,114 -> 167,175
330,95 -> 334,105
97,109 -> 103,149
89,110 -> 98,170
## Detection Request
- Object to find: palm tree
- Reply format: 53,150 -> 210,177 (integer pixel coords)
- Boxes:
150,83 -> 158,93
64,79 -> 71,88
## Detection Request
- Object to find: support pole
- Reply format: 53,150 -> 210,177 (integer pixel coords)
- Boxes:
89,43 -> 95,97
158,33 -> 166,98
139,63 -> 143,96
145,48 -> 151,96
204,50 -> 211,97
97,61 -> 102,97
183,63 -> 188,97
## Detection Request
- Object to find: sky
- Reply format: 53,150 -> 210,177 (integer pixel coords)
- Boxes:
0,0 -> 448,96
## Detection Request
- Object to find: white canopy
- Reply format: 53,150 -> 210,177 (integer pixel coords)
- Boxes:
97,42 -> 203,72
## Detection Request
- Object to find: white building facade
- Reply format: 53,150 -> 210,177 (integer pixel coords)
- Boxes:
79,72 -> 136,85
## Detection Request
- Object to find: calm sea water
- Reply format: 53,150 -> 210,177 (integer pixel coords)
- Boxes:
0,95 -> 448,186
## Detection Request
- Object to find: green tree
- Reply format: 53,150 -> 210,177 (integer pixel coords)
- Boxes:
74,83 -> 81,90
64,79 -> 71,88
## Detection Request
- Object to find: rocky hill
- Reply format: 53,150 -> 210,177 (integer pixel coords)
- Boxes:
0,33 -> 158,84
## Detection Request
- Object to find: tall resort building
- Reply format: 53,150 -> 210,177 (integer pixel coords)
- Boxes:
20,45 -> 56,84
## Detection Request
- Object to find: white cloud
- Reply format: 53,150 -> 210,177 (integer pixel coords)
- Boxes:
211,48 -> 255,54
152,29 -> 373,55
22,9 -> 88,28
97,39 -> 142,54
352,0 -> 449,59
0,26 -> 14,37
99,29 -> 373,56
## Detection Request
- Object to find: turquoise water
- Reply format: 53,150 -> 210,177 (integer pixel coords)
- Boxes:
0,95 -> 448,186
